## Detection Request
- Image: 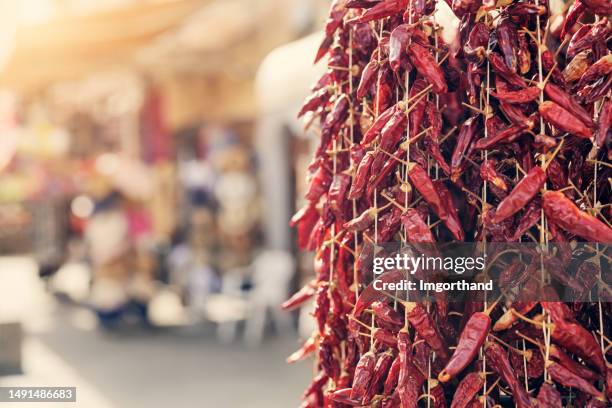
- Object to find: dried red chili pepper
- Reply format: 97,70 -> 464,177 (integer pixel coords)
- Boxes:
547,361 -> 604,399
344,207 -> 377,232
329,388 -> 361,405
439,311 -> 490,382
350,350 -> 377,402
407,42 -> 448,94
451,0 -> 482,18
578,73 -> 612,103
479,159 -> 508,191
539,101 -> 592,138
424,134 -> 451,177
314,0 -> 347,64
408,163 -> 465,241
451,116 -> 479,182
464,22 -> 489,64
287,334 -> 318,364
408,79 -> 429,132
596,98 -> 611,148
383,355 -> 401,394
348,152 -> 374,200
319,95 -> 350,156
497,260 -> 523,291
578,55 -> 612,89
375,64 -> 394,115
564,50 -> 592,83
507,2 -> 546,17
319,333 -> 341,379
548,319 -> 606,374
582,0 -> 612,15
496,17 -> 519,72
364,350 -> 395,403
349,0 -> 408,24
298,87 -> 331,118
362,103 -> 398,145
548,344 -> 599,383
401,208 -> 436,243
484,342 -> 532,408
305,165 -> 332,202
561,0 -> 586,40
373,327 -> 399,348
425,101 -> 442,139
372,301 -> 403,328
567,18 -> 610,59
491,86 -> 540,104
511,199 -> 541,241
429,379 -> 447,408
379,109 -> 408,154
329,173 -> 351,220
536,383 -> 562,408
543,191 -> 612,242
499,101 -> 531,125
313,282 -> 330,336
450,372 -> 484,408
510,348 -> 544,379
492,166 -> 545,223
302,371 -> 329,400
397,329 -> 424,408
376,207 -> 403,242
389,24 -> 412,73
282,280 -> 316,311
290,203 -> 320,250
406,303 -> 449,361
357,59 -> 379,99
488,51 -> 527,88
544,82 -> 594,128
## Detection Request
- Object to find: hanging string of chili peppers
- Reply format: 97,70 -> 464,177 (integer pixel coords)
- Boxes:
287,0 -> 612,406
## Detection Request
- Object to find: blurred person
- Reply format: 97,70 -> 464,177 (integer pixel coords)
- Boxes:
168,205 -> 219,321
85,190 -> 130,328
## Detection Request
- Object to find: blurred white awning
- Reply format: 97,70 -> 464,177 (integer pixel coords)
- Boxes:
0,0 -> 209,93
0,0 -> 313,125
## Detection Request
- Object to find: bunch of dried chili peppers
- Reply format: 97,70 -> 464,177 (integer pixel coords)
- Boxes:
285,0 -> 611,406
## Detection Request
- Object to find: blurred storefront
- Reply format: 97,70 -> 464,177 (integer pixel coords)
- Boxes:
0,2 -> 332,403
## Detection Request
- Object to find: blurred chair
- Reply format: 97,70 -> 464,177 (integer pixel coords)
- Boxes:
244,250 -> 295,347
205,250 -> 295,346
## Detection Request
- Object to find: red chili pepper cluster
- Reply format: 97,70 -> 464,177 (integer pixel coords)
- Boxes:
286,1 -> 611,407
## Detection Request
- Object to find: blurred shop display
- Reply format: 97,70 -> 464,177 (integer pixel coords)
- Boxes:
0,0 -> 339,356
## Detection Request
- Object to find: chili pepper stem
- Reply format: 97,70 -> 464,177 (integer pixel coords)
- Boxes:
378,148 -> 410,168
586,159 -> 612,170
461,102 -> 489,116
542,138 -> 565,172
461,187 -> 486,207
484,297 -> 501,315
428,220 -> 442,230
439,126 -> 457,144
406,84 -> 433,105
488,334 -> 527,355
484,377 -> 501,396
400,126 -> 432,149
380,191 -> 407,212
349,315 -> 373,331
511,309 -> 546,329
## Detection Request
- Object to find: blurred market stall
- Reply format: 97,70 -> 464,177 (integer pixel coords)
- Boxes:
0,0 -> 333,353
